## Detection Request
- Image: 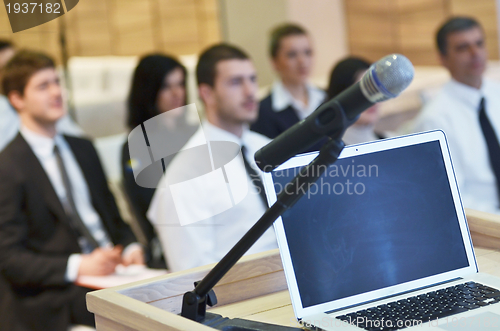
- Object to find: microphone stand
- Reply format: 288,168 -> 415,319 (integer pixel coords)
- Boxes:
180,53 -> 414,327
181,137 -> 346,325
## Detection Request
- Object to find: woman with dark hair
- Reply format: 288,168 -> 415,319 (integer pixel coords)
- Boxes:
126,54 -> 187,129
121,54 -> 195,268
327,57 -> 386,145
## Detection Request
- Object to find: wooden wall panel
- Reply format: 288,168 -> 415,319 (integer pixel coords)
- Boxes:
198,0 -> 221,48
158,1 -> 199,44
345,0 -> 397,62
0,0 -> 221,63
345,0 -> 500,65
398,12 -> 443,49
396,0 -> 447,13
108,0 -> 156,55
348,48 -> 395,65
348,13 -> 395,48
345,0 -> 395,15
0,7 -> 61,62
398,7 -> 446,65
61,0 -> 112,57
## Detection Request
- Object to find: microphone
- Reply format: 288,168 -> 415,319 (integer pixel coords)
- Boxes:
255,54 -> 415,172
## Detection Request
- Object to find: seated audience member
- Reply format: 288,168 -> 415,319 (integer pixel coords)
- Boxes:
0,41 -> 83,152
327,57 -> 385,145
0,50 -> 144,331
148,44 -> 278,272
122,54 -> 196,268
413,17 -> 500,214
250,23 -> 326,150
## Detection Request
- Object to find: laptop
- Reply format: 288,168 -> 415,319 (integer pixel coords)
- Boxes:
261,130 -> 500,331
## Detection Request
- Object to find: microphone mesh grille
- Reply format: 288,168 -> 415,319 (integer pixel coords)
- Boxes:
361,54 -> 414,103
375,54 -> 414,96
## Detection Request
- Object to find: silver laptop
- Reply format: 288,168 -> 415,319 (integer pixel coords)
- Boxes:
262,130 -> 500,331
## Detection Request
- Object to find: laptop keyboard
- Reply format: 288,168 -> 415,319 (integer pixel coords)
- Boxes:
335,282 -> 500,330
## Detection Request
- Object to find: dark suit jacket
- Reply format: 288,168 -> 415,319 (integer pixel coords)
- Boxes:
121,142 -> 156,245
0,134 -> 136,331
121,142 -> 169,268
250,93 -> 327,152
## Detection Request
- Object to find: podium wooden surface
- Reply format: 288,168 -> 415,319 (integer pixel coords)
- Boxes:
87,208 -> 500,331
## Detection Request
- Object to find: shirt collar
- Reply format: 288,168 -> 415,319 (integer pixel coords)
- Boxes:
271,80 -> 326,114
201,120 -> 251,147
446,78 -> 485,111
20,126 -> 63,158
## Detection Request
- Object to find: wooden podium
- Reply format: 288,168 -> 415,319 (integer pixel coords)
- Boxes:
87,208 -> 500,330
465,208 -> 500,250
86,248 -> 293,330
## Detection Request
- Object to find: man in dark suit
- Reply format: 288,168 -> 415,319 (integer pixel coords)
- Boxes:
0,50 -> 144,331
250,23 -> 326,151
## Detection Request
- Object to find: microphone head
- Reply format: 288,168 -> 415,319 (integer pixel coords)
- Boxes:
360,54 -> 414,103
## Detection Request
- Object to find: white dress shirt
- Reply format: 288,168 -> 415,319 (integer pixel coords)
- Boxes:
0,95 -> 84,152
343,125 -> 380,146
0,96 -> 19,152
271,80 -> 326,119
413,78 -> 500,214
20,126 -> 114,280
148,121 -> 278,272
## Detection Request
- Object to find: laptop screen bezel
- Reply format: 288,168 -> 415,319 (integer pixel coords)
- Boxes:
262,130 -> 478,320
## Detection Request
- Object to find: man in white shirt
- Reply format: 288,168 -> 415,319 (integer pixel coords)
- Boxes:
148,44 -> 278,272
413,17 -> 500,214
250,23 -> 326,151
0,50 -> 144,330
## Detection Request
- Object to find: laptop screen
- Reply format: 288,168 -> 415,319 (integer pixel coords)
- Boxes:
271,139 -> 470,310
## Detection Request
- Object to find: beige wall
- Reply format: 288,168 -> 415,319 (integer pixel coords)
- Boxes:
287,0 -> 348,87
220,0 -> 348,88
219,0 -> 288,89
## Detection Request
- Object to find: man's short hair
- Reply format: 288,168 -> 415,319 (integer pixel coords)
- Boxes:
2,50 -> 55,96
436,16 -> 482,55
0,40 -> 14,52
196,43 -> 249,87
269,23 -> 308,58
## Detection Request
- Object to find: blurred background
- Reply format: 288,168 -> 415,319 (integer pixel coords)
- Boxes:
1,0 -> 500,182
